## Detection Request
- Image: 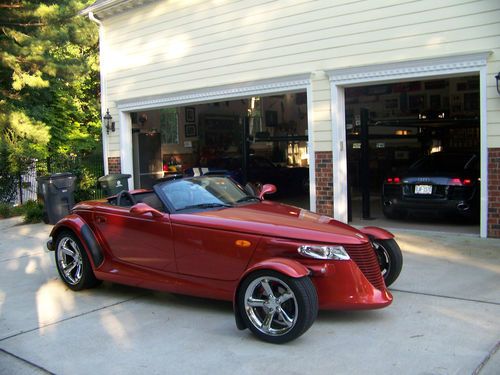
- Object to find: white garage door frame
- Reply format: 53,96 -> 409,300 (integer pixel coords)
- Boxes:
114,74 -> 317,211
327,52 -> 491,238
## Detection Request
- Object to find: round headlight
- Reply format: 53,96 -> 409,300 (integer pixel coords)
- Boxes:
297,245 -> 350,260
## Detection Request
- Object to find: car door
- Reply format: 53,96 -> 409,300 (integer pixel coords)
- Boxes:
172,218 -> 260,281
91,205 -> 175,272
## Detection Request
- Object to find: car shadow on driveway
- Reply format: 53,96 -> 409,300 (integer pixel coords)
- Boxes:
317,309 -> 386,324
137,289 -> 233,313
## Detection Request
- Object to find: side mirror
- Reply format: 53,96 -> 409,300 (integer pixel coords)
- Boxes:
130,203 -> 163,218
258,184 -> 277,200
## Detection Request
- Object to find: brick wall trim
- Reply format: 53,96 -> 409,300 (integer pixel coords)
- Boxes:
108,157 -> 122,174
488,148 -> 500,238
315,151 -> 333,217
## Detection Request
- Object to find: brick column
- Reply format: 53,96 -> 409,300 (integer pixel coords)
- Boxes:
488,148 -> 500,238
315,151 -> 333,217
108,157 -> 122,174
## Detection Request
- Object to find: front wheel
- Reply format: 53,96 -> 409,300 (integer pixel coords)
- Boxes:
372,239 -> 403,287
55,231 -> 101,291
238,270 -> 318,344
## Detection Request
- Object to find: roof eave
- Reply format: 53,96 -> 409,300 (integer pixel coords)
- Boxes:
80,0 -> 156,18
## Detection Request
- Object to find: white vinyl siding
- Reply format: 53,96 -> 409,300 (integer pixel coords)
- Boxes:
309,75 -> 332,152
101,0 -> 500,155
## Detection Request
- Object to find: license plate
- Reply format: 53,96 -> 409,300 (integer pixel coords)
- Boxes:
415,185 -> 432,194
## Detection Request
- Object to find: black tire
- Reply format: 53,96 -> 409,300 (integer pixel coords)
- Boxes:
382,206 -> 403,220
238,270 -> 318,344
55,231 -> 101,291
372,239 -> 403,287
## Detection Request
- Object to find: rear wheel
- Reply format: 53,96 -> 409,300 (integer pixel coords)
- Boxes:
372,239 -> 403,287
55,231 -> 101,291
382,206 -> 403,220
238,270 -> 318,344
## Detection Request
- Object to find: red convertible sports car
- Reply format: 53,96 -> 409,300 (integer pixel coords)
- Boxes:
47,175 -> 403,343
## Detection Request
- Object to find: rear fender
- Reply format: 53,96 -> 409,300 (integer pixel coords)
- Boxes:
49,214 -> 104,268
233,258 -> 310,330
360,226 -> 394,241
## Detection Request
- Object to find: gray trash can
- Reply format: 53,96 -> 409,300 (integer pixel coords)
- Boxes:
98,174 -> 131,196
37,173 -> 77,224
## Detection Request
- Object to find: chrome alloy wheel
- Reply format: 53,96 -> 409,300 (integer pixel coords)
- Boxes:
244,276 -> 298,336
57,236 -> 83,285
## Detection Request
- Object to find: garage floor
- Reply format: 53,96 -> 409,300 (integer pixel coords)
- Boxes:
0,217 -> 498,375
279,194 -> 480,236
350,196 -> 480,235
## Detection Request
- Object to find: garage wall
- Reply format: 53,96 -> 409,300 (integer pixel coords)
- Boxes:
99,0 -> 500,156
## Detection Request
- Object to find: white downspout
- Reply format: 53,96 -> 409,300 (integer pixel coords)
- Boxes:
88,11 -> 109,175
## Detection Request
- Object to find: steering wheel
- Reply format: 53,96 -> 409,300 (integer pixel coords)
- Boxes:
116,190 -> 136,207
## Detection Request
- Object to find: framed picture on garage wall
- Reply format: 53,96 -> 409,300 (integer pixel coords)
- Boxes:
185,123 -> 197,138
185,107 -> 196,123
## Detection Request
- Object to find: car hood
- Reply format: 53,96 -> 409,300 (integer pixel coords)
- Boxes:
171,201 -> 369,245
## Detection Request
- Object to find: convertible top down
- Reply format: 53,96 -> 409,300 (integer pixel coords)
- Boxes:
47,175 -> 403,343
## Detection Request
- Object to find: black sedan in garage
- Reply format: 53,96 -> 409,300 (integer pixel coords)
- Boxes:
382,152 -> 480,222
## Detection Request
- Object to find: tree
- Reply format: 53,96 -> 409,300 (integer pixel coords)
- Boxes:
0,0 -> 100,178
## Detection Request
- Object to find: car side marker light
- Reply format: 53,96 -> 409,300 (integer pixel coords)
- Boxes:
235,240 -> 252,248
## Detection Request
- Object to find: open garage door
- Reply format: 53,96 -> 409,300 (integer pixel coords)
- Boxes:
130,92 -> 310,208
345,76 -> 480,235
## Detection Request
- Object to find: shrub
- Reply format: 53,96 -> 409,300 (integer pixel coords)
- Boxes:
0,203 -> 11,218
11,204 -> 25,217
22,200 -> 44,224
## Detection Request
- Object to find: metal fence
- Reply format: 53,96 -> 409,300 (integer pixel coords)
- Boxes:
10,152 -> 105,205
14,162 -> 38,204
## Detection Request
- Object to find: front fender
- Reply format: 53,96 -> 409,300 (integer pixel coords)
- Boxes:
49,214 -> 104,268
360,226 -> 394,240
242,258 -> 311,279
233,258 -> 310,330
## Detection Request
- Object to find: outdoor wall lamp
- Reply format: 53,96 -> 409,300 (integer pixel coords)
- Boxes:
103,109 -> 115,134
495,72 -> 500,95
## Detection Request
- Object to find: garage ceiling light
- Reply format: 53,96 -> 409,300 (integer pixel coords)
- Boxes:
395,130 -> 411,136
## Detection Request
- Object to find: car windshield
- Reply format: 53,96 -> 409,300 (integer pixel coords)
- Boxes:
157,176 -> 255,211
409,153 -> 476,174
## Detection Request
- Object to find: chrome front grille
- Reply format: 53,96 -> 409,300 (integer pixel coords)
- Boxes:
344,242 -> 385,290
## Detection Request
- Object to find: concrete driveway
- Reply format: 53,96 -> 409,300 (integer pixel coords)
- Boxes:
0,216 -> 499,375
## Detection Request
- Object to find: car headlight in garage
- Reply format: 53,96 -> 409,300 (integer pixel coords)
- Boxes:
297,245 -> 350,260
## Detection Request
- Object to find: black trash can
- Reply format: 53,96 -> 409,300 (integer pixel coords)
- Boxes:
37,173 -> 77,224
98,174 -> 131,196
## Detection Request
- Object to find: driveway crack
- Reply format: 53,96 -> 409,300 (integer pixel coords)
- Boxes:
391,288 -> 500,306
0,348 -> 55,374
0,293 -> 148,343
472,340 -> 500,375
